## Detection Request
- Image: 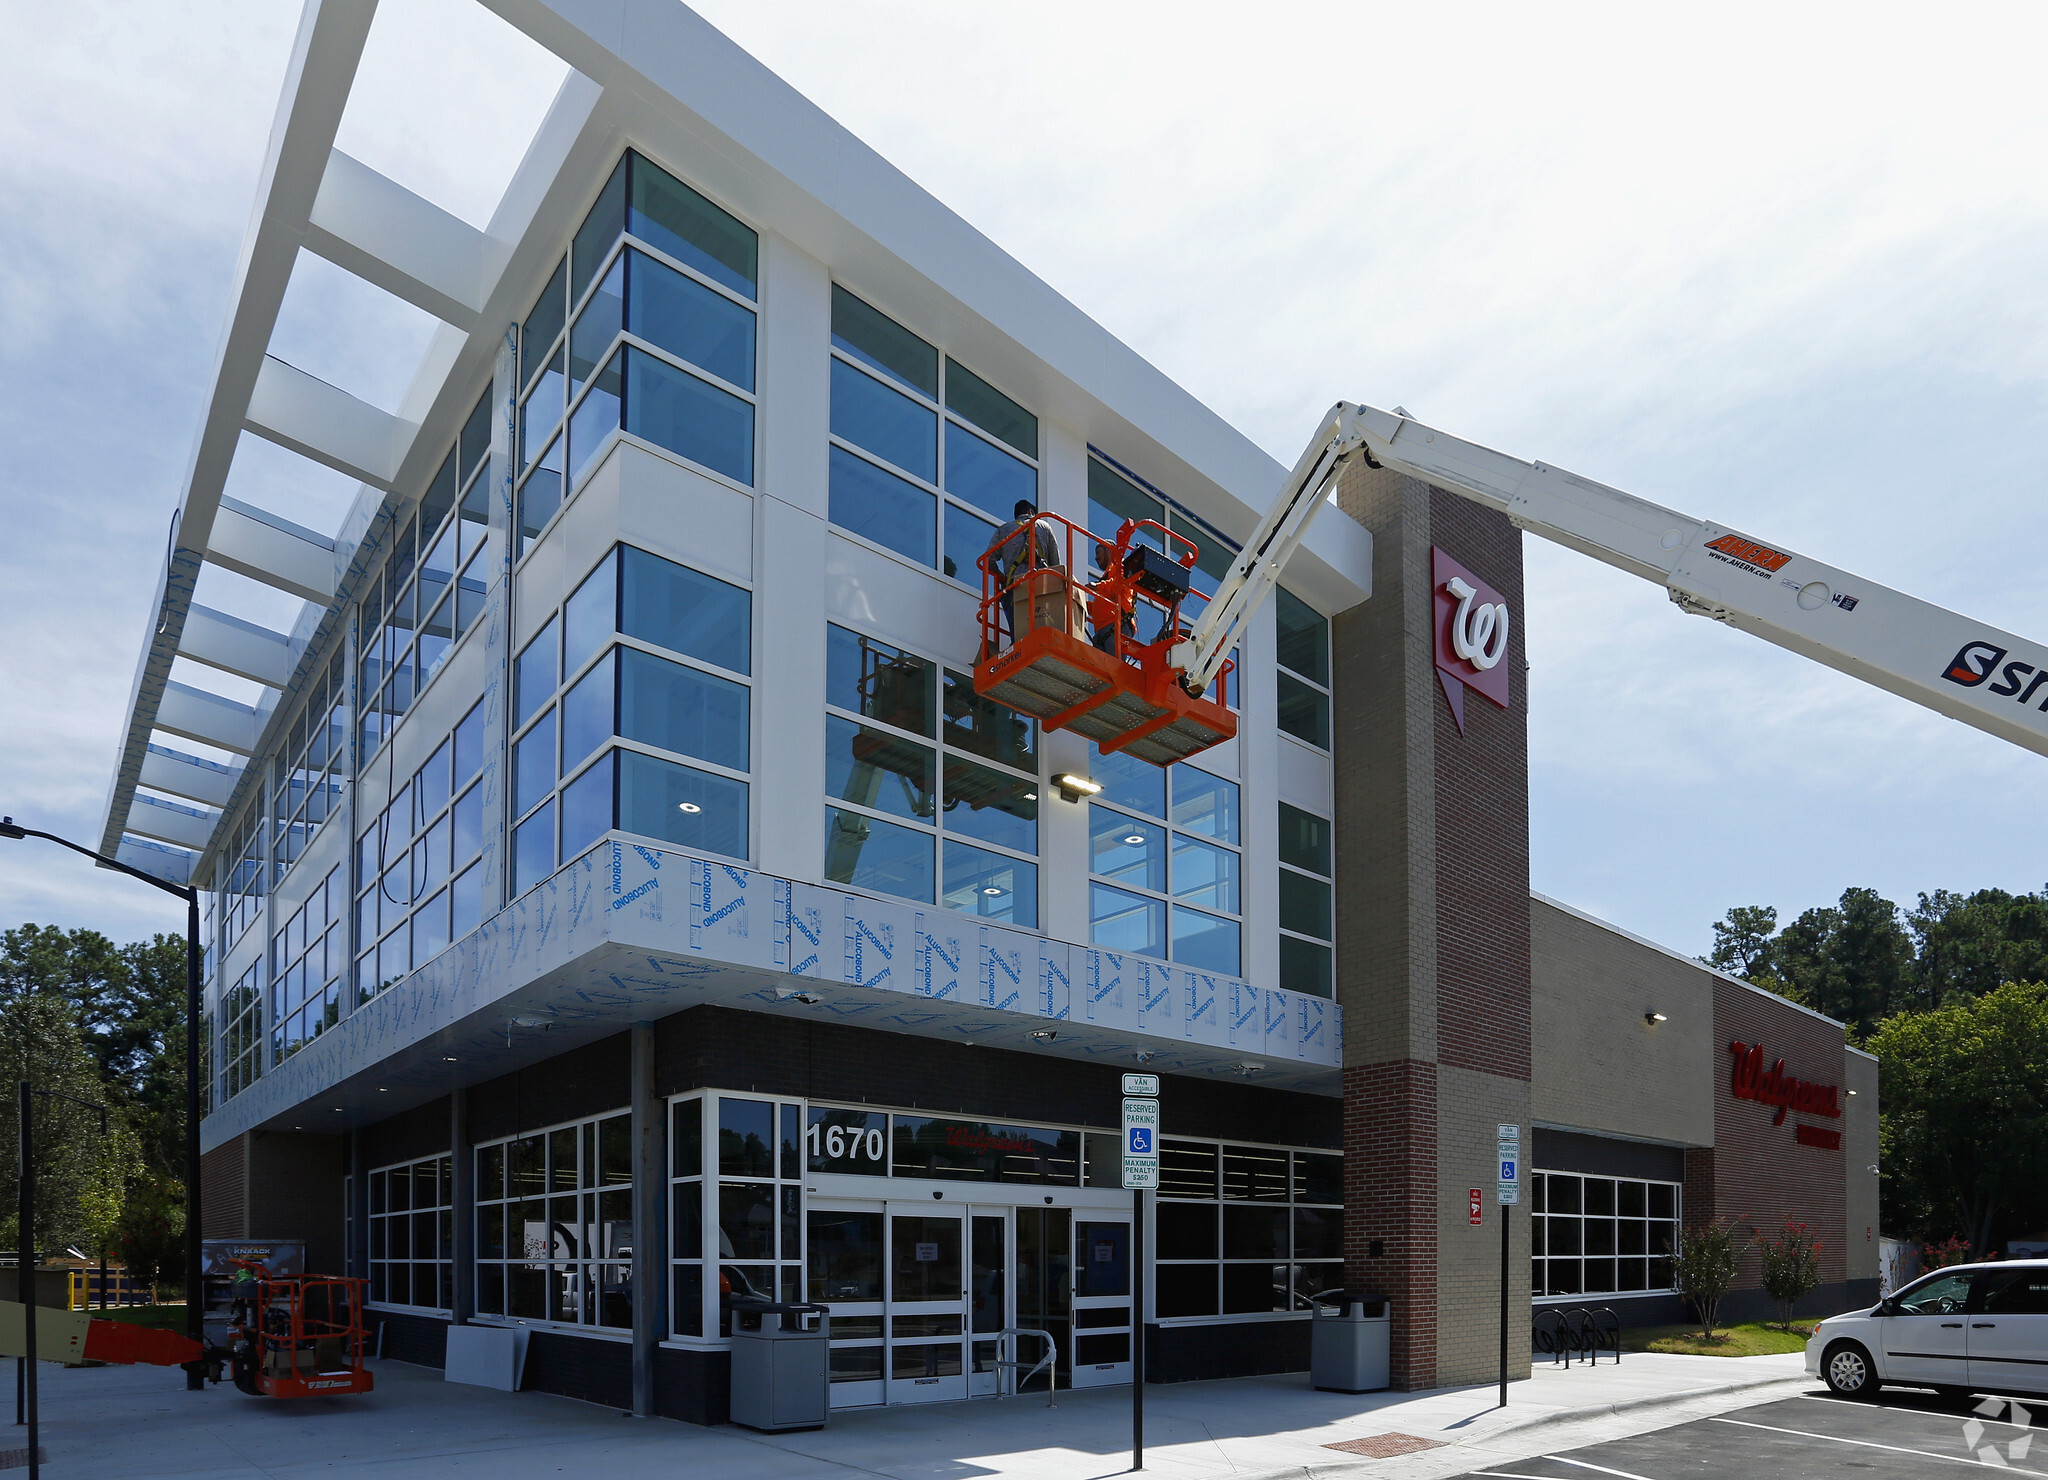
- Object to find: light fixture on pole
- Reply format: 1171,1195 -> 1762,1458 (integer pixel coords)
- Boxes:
1,818 -> 204,1392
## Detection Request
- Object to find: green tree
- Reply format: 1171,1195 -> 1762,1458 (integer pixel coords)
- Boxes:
0,992 -> 136,1256
1870,981 -> 2048,1256
113,1173 -> 186,1299
1907,888 -> 2048,1011
1709,905 -> 1779,981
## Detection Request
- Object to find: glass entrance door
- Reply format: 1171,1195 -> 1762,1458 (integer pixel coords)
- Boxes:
887,1208 -> 967,1402
807,1203 -> 884,1408
1014,1207 -> 1071,1389
968,1212 -> 1007,1396
1070,1217 -> 1133,1387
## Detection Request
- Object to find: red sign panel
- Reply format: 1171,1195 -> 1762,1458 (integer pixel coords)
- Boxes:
1469,1188 -> 1484,1225
1432,548 -> 1513,733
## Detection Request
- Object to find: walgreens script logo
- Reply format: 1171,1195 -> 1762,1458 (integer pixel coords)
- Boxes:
1729,1041 -> 1842,1127
1432,548 -> 1511,734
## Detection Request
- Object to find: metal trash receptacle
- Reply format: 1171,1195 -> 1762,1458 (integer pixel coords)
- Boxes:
1310,1291 -> 1390,1393
728,1298 -> 831,1431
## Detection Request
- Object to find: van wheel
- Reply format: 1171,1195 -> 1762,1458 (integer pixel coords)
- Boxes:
1824,1341 -> 1879,1398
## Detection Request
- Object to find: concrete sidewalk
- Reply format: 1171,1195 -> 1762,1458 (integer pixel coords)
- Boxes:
33,1347 -> 1812,1480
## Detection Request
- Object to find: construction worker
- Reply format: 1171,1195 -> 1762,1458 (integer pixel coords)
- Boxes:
987,500 -> 1061,647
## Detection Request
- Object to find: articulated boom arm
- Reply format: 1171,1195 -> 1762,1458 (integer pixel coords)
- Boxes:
1170,402 -> 1370,691
1344,402 -> 2048,760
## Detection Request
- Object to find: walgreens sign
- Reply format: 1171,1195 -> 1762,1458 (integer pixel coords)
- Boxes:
1728,1041 -> 1842,1127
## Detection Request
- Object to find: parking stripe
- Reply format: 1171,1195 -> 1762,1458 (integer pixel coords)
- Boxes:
1798,1392 -> 2043,1431
1709,1415 -> 2036,1470
1541,1458 -> 1663,1480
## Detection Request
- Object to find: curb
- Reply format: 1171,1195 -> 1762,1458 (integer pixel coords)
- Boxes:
1469,1367 -> 1812,1443
1228,1368 -> 1813,1480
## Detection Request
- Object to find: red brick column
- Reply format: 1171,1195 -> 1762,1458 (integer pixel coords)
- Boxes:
1344,1059 -> 1440,1388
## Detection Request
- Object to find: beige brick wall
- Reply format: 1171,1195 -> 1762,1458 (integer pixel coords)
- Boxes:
1530,896 -> 1714,1147
1435,1066 -> 1532,1386
1843,1048 -> 1880,1282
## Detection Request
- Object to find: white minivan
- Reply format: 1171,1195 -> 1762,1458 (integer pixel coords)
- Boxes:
1807,1259 -> 2048,1399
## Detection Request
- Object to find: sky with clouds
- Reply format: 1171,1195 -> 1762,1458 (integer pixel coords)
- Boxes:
6,0 -> 2048,956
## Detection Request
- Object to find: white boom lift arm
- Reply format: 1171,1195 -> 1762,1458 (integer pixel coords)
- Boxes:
1172,401 -> 2048,759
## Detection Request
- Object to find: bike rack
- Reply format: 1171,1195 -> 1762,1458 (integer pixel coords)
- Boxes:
1532,1308 -> 1573,1367
994,1327 -> 1059,1407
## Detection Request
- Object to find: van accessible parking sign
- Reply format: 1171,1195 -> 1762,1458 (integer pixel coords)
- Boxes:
1122,1095 -> 1159,1190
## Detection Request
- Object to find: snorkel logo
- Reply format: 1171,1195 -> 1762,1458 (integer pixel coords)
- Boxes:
1944,641 -> 2007,688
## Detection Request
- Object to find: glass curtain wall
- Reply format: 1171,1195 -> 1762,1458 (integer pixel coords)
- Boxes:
517,151 -> 759,557
1086,750 -> 1242,974
368,1153 -> 454,1312
475,1111 -> 634,1329
509,543 -> 754,894
826,286 -> 1040,581
269,863 -> 346,1059
1276,802 -> 1334,999
821,623 -> 1040,924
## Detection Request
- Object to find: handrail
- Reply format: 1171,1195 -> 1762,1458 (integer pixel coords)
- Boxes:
993,1325 -> 1059,1406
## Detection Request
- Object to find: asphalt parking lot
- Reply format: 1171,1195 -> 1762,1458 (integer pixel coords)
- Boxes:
1466,1389 -> 2045,1478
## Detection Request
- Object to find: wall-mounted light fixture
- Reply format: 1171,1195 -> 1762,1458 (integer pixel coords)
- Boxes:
1846,1088 -> 1858,1096
1644,1011 -> 1668,1025
1053,773 -> 1102,802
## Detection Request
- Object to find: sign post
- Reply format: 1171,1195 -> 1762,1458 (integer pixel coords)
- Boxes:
1496,1124 -> 1520,1408
1121,1074 -> 1160,1470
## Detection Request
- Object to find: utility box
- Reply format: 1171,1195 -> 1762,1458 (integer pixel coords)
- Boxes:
1310,1291 -> 1391,1393
728,1300 -> 830,1432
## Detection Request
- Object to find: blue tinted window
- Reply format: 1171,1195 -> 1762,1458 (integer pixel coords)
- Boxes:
523,258 -> 566,389
630,250 -> 754,392
519,436 -> 563,556
628,153 -> 758,300
562,651 -> 615,775
943,756 -> 1035,853
1277,672 -> 1330,749
943,504 -> 997,587
1172,768 -> 1239,844
1091,808 -> 1164,892
621,547 -> 750,675
573,157 -> 626,304
570,253 -> 623,391
452,860 -> 483,940
826,625 -> 934,733
824,806 -> 932,902
944,359 -> 1037,460
625,347 -> 753,485
620,648 -> 749,772
514,617 -> 558,727
564,553 -> 617,680
1172,906 -> 1240,975
560,752 -> 614,862
513,799 -> 555,894
452,782 -> 482,865
618,750 -> 748,860
1171,834 -> 1239,913
831,359 -> 935,482
1090,746 -> 1165,818
826,716 -> 933,822
943,842 -> 1036,927
567,350 -> 621,487
514,708 -> 556,817
945,421 -> 1034,521
1279,936 -> 1331,999
830,286 -> 937,398
1091,883 -> 1164,959
829,445 -> 933,566
522,350 -> 563,471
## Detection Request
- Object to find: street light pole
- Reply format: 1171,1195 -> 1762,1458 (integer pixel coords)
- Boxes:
0,818 -> 205,1390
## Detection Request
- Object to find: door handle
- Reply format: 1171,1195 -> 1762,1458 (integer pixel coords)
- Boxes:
1941,1322 -> 1963,1328
1973,1323 -> 1996,1329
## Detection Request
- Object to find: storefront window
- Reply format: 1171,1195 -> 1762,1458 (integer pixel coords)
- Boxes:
671,1096 -> 806,1335
1531,1171 -> 1679,1297
474,1111 -> 633,1330
368,1154 -> 453,1313
891,1117 -> 1080,1185
1154,1138 -> 1342,1319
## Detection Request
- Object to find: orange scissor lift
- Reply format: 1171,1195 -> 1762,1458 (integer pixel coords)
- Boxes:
224,1259 -> 375,1398
973,514 -> 1236,767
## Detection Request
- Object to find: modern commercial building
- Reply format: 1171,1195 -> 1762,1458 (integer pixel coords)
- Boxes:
99,0 -> 1877,1420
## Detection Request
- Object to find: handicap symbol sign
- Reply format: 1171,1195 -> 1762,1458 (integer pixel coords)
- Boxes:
1499,1158 -> 1518,1182
1129,1127 -> 1154,1155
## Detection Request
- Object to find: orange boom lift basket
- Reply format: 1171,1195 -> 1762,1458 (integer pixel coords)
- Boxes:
225,1260 -> 375,1398
973,514 -> 1236,767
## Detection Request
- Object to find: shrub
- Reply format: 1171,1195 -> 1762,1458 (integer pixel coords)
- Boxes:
1669,1217 -> 1743,1338
1757,1220 -> 1823,1328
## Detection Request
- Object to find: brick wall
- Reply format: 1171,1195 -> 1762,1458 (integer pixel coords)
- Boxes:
1708,979 -> 1851,1289
199,1135 -> 246,1239
246,1131 -> 346,1272
1334,468 -> 1534,1390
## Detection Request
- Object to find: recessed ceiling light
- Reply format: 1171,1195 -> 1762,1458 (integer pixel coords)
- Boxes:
1123,834 -> 1145,846
441,1055 -> 458,1062
1022,792 -> 1037,801
982,886 -> 1003,896
678,802 -> 702,814
377,1087 -> 388,1093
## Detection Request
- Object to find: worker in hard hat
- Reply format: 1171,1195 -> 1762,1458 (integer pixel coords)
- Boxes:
987,500 -> 1062,649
